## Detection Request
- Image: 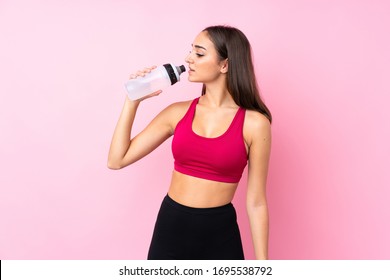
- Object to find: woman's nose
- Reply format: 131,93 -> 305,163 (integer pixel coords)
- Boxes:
185,52 -> 193,63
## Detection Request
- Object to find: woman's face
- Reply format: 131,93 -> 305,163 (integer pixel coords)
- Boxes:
185,31 -> 227,83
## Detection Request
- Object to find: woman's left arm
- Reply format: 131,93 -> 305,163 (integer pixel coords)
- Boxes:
245,112 -> 272,260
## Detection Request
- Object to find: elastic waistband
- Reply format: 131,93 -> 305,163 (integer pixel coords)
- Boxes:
163,194 -> 234,215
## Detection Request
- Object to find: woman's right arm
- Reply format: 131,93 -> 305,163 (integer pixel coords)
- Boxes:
107,94 -> 176,169
107,67 -> 177,169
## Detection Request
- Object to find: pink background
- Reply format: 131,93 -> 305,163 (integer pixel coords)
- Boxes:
1,0 -> 389,260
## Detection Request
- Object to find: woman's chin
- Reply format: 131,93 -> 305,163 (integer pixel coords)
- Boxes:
187,76 -> 202,83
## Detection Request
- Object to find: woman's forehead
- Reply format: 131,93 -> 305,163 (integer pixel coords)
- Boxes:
192,31 -> 214,50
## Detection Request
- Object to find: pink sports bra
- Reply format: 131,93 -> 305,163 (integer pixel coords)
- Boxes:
172,97 -> 248,183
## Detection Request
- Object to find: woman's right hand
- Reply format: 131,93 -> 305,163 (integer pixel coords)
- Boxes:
127,66 -> 162,102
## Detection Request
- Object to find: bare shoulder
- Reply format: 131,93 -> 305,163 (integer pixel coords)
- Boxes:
165,99 -> 193,113
243,110 -> 271,146
154,99 -> 194,132
244,110 -> 271,132
162,99 -> 193,120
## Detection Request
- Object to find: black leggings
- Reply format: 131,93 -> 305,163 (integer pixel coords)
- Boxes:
147,195 -> 244,260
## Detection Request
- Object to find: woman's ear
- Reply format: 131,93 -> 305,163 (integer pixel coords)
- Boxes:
220,58 -> 228,74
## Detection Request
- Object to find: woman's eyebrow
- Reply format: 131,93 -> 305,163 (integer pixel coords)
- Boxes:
192,44 -> 207,50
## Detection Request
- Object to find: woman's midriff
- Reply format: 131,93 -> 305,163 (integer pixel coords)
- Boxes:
167,170 -> 239,208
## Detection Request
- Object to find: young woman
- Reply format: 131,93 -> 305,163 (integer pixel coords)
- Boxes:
108,25 -> 272,260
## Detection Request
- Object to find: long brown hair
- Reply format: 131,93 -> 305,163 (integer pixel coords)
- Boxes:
202,25 -> 272,123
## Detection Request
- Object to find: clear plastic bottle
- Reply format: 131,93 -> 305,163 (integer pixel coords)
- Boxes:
125,63 -> 186,100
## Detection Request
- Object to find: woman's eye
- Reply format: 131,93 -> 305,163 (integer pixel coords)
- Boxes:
188,50 -> 204,57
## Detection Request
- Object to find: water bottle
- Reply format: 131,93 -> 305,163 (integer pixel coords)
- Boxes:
125,63 -> 186,100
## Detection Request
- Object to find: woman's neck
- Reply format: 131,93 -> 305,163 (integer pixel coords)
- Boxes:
202,81 -> 236,108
